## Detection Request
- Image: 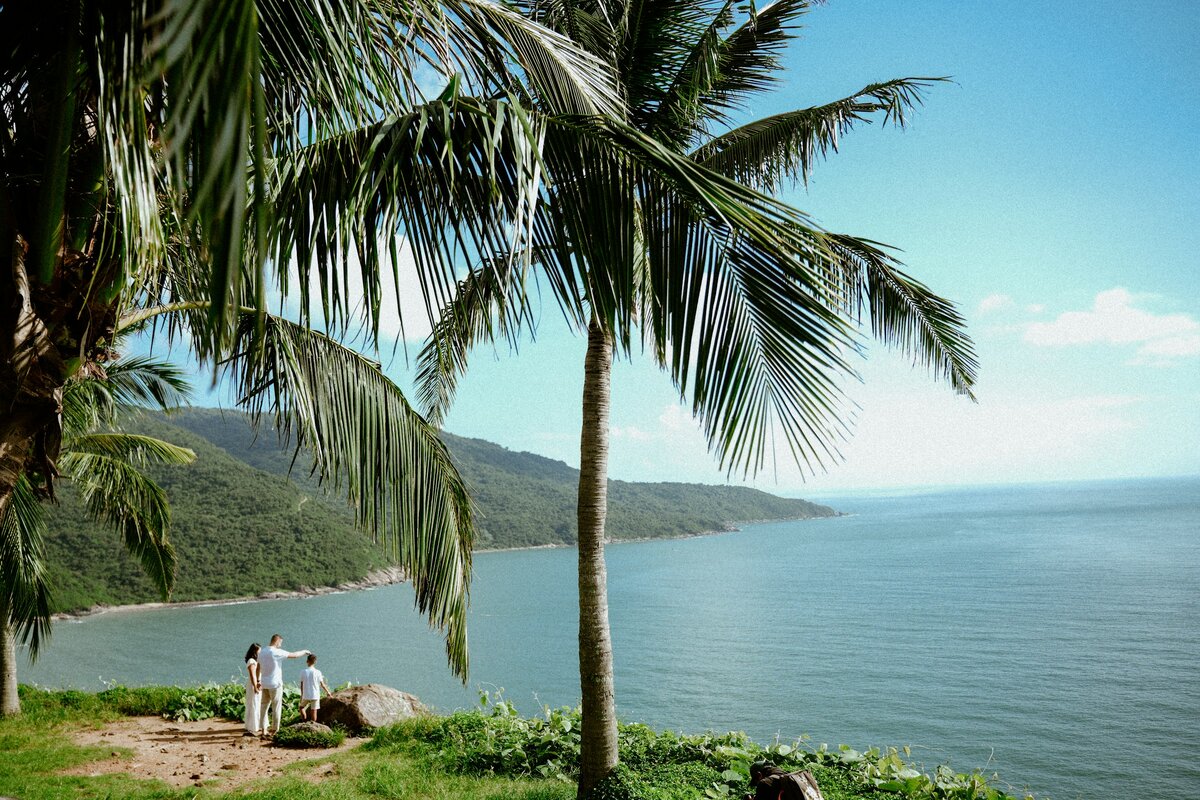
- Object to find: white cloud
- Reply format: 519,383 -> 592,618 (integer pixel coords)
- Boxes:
1134,333 -> 1200,360
1023,287 -> 1200,364
611,405 -> 702,446
657,404 -> 695,432
611,425 -> 654,442
977,293 -> 1015,314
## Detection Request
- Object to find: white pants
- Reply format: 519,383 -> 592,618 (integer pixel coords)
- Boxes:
244,682 -> 260,733
259,685 -> 283,734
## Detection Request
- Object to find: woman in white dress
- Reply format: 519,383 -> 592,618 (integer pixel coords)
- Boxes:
243,643 -> 262,736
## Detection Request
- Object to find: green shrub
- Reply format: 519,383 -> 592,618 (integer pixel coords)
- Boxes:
508,786 -> 578,800
97,685 -> 186,716
16,686 -> 107,721
586,765 -> 654,800
618,723 -> 755,773
643,762 -> 725,800
366,715 -> 445,751
418,693 -> 581,781
159,682 -> 248,722
273,724 -> 346,749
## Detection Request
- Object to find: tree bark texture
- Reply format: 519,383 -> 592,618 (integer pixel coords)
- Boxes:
0,236 -> 67,513
0,604 -> 18,716
576,319 -> 618,797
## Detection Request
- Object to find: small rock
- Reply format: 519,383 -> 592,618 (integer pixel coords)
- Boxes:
199,754 -> 208,763
221,764 -> 238,771
190,773 -> 201,780
160,747 -> 169,753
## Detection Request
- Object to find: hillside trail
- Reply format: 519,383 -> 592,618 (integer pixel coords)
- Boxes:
64,715 -> 359,789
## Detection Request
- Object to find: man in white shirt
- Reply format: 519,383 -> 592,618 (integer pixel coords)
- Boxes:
257,633 -> 310,737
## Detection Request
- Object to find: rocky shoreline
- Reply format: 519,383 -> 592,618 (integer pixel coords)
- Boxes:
51,566 -> 408,621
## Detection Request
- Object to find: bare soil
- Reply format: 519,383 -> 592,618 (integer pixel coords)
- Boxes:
64,715 -> 359,789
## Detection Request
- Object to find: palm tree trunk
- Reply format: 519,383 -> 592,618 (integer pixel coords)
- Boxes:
0,603 -> 18,717
0,412 -> 41,516
576,319 -> 618,797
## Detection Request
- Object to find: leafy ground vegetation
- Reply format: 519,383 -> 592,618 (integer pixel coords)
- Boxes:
1,686 -> 1032,800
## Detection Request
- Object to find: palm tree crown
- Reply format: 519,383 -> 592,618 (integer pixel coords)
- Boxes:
1,0 -> 630,692
416,1 -> 977,794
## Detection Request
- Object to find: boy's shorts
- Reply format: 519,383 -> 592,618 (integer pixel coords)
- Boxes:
300,698 -> 320,711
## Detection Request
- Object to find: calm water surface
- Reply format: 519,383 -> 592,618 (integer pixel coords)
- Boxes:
25,477 -> 1200,799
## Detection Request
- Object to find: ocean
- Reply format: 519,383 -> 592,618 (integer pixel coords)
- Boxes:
24,476 -> 1200,799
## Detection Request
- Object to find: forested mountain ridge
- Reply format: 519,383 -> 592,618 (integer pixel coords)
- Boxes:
42,408 -> 836,612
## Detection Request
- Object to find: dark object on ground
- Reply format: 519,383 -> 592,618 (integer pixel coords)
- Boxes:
319,684 -> 425,734
749,764 -> 824,800
273,721 -> 344,748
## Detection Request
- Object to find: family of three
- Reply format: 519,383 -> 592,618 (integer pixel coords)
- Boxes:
242,633 -> 332,737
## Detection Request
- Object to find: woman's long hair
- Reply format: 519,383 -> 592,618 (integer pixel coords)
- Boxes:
244,643 -> 261,662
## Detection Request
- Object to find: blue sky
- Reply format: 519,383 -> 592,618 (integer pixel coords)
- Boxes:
187,2 -> 1200,494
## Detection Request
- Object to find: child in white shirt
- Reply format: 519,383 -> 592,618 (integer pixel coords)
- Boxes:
299,653 -> 332,723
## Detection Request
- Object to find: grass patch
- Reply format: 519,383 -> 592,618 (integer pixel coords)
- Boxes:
274,725 -> 347,749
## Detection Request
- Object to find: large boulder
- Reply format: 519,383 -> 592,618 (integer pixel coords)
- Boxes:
319,684 -> 425,733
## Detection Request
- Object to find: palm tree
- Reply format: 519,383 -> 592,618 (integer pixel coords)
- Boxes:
416,1 -> 978,793
0,0 -> 630,698
0,354 -> 195,715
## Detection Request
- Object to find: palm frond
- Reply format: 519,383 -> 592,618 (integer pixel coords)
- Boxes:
529,114 -> 862,475
636,189 -> 860,476
100,355 -> 193,411
442,0 -> 623,116
688,0 -> 814,128
694,77 -> 945,192
61,355 -> 192,436
642,1 -> 735,145
150,0 -> 267,345
619,0 -> 721,130
825,234 -> 978,397
268,95 -> 546,344
227,314 -> 474,678
65,434 -> 197,468
416,255 -> 538,426
56,451 -> 178,600
257,0 -> 412,146
112,0 -> 621,358
0,477 -> 52,658
92,4 -> 172,301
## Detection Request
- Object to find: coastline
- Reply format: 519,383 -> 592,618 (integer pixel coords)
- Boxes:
475,511 -> 834,553
51,566 -> 408,621
54,513 -> 838,619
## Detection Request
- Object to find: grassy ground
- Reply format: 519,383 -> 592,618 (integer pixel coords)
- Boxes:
0,686 -> 1024,800
0,701 -> 576,800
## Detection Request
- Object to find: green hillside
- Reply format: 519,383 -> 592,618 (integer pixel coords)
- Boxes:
41,412 -> 389,613
42,408 -> 836,613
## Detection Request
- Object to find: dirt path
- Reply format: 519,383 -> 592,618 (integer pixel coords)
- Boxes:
65,716 -> 359,789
